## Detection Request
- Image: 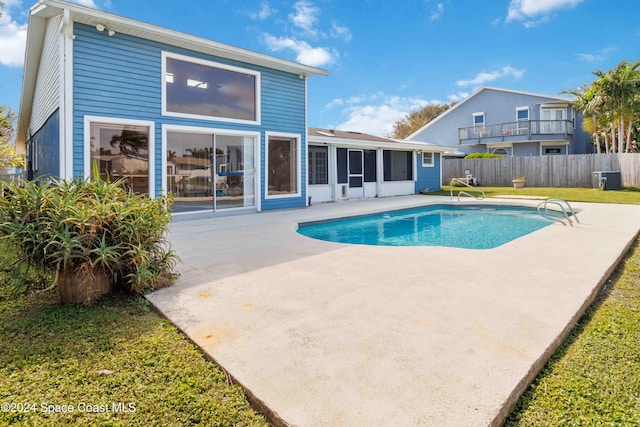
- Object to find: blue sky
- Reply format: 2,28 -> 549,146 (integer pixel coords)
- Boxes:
0,0 -> 638,136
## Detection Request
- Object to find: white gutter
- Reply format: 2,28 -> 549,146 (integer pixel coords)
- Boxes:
308,137 -> 451,152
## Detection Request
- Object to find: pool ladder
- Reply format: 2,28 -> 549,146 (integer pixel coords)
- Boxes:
537,199 -> 580,226
449,178 -> 485,201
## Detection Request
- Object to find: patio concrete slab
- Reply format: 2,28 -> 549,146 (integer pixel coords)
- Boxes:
147,196 -> 640,427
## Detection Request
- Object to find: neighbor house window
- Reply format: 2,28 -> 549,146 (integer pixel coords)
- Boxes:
473,112 -> 485,127
267,134 -> 300,196
516,107 -> 529,121
422,152 -> 434,167
87,119 -> 153,195
383,150 -> 413,181
473,112 -> 486,136
516,107 -> 529,134
308,146 -> 328,185
163,52 -> 260,124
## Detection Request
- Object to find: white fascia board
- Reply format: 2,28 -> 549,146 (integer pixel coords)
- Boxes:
38,0 -> 328,77
308,136 -> 450,152
404,87 -> 485,140
16,12 -> 48,148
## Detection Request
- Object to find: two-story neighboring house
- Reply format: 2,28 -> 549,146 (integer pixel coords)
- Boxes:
17,0 -> 329,215
406,87 -> 593,156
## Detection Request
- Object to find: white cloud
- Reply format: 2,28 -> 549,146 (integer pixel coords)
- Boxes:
447,92 -> 470,102
71,0 -> 98,7
289,0 -> 320,35
249,1 -> 276,20
330,21 -> 351,41
456,66 -> 524,87
0,5 -> 27,67
262,33 -> 335,67
330,94 -> 441,137
506,0 -> 583,26
0,0 -> 103,68
576,47 -> 616,62
430,3 -> 444,21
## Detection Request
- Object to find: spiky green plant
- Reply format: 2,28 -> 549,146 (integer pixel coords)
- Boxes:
0,172 -> 178,300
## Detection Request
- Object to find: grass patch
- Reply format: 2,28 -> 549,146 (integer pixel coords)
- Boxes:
430,186 -> 640,205
506,239 -> 640,425
0,243 -> 268,426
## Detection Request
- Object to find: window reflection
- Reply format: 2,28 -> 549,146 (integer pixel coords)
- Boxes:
90,123 -> 149,195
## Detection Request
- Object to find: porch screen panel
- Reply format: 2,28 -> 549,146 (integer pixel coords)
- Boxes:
383,150 -> 413,181
364,150 -> 376,182
336,148 -> 347,184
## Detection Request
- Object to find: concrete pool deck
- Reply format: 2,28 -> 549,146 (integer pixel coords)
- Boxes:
147,196 -> 640,426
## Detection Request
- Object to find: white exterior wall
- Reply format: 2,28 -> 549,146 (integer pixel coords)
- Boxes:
308,185 -> 332,203
30,15 -> 63,133
379,181 -> 415,197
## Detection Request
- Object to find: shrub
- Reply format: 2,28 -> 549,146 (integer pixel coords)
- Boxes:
464,153 -> 503,158
0,173 -> 178,303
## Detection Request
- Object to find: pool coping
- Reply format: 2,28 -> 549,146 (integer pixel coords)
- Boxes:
147,195 -> 640,427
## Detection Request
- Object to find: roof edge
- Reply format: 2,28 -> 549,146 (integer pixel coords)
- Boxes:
404,86 -> 574,141
37,0 -> 329,77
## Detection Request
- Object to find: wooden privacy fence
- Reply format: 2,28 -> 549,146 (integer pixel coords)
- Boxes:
443,153 -> 640,188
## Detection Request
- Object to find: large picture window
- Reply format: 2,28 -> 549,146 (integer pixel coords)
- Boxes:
87,120 -> 152,195
308,145 -> 328,185
163,52 -> 260,124
267,134 -> 300,197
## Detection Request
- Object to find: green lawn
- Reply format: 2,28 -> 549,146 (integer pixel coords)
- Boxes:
431,186 -> 640,205
506,239 -> 640,425
1,186 -> 639,426
0,259 -> 268,426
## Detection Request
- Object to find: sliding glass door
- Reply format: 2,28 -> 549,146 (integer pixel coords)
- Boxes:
166,131 -> 255,213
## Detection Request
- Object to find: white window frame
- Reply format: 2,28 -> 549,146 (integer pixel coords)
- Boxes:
83,115 -> 155,197
161,51 -> 261,125
161,124 -> 261,211
265,131 -> 302,199
515,106 -> 529,121
472,112 -> 485,127
472,112 -> 486,137
421,151 -> 434,167
308,145 -> 329,185
515,106 -> 529,135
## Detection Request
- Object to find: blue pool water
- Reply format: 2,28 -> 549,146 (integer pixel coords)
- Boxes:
297,205 -> 554,249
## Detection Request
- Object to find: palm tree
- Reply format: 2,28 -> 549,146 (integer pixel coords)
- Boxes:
109,130 -> 148,158
562,85 -> 603,153
590,60 -> 640,153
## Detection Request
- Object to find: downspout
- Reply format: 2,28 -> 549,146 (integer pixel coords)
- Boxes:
303,74 -> 308,206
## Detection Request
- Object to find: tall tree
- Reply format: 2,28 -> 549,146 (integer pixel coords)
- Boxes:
0,106 -> 23,169
565,58 -> 640,153
563,85 -> 604,153
390,102 -> 456,139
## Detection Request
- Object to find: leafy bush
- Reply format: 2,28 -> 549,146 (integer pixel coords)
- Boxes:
0,173 -> 178,301
464,153 -> 503,158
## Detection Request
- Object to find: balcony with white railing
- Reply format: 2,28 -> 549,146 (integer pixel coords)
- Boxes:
458,120 -> 574,144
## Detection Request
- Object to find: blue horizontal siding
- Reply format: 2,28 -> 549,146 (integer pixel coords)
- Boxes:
72,22 -> 307,210
415,153 -> 441,192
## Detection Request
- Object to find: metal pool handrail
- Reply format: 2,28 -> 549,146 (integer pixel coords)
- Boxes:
450,178 -> 485,201
537,199 -> 579,226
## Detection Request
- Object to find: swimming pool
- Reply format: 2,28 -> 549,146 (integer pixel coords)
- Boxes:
297,204 -> 554,249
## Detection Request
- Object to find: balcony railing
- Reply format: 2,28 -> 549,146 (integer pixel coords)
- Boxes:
458,120 -> 574,142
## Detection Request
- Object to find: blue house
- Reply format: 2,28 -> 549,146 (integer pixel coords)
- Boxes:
17,0 -> 330,214
307,128 -> 447,203
406,87 -> 593,157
